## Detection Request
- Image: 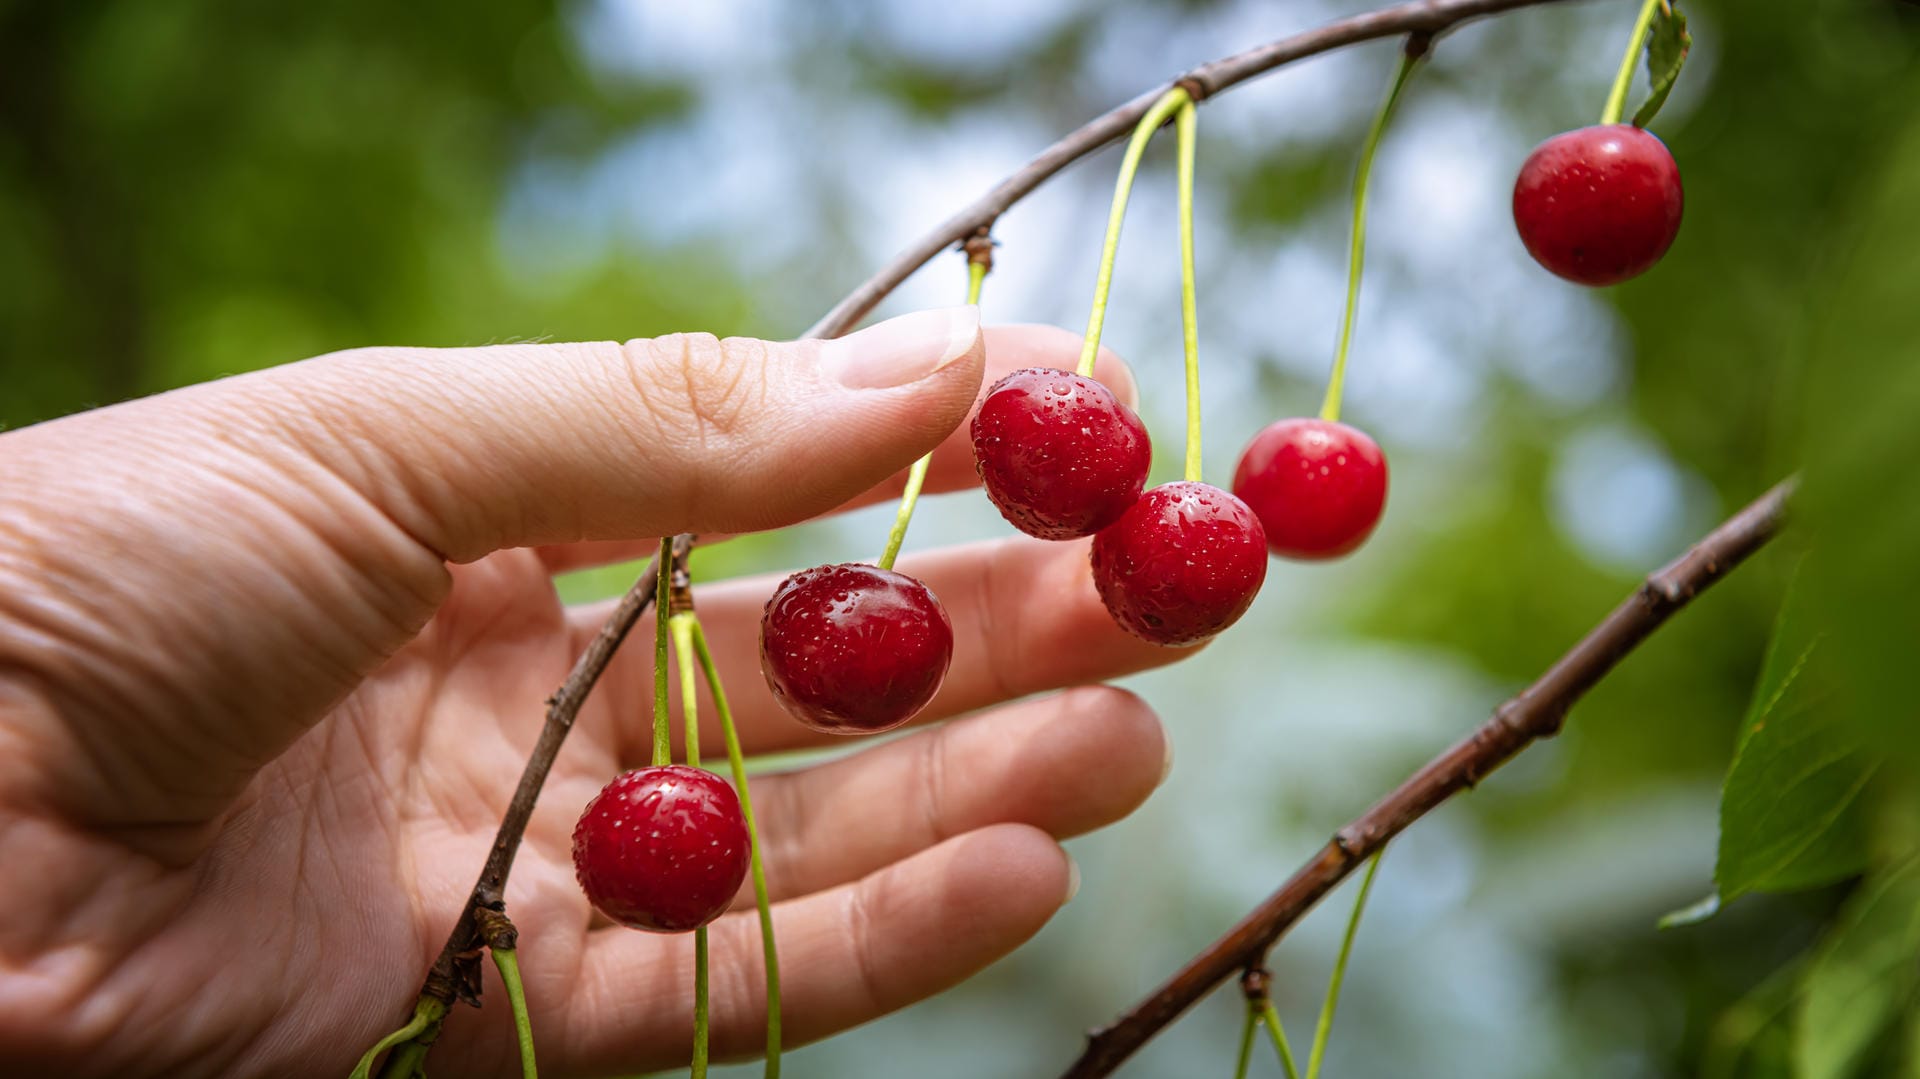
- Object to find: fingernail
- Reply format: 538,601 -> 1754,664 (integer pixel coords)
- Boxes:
1062,850 -> 1082,905
820,306 -> 980,390
1158,734 -> 1175,787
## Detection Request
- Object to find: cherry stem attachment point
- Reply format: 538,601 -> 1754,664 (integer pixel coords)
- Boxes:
1174,97 -> 1203,485
1600,0 -> 1662,126
1078,86 -> 1191,379
877,249 -> 989,571
1303,852 -> 1383,1079
472,910 -> 535,1079
1321,48 -> 1420,425
691,618 -> 782,1077
1239,966 -> 1300,1079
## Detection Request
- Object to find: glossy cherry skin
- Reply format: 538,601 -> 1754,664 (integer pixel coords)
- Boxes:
1232,418 -> 1388,560
572,765 -> 752,933
1512,124 -> 1683,286
1090,482 -> 1268,646
760,563 -> 954,734
970,367 -> 1152,540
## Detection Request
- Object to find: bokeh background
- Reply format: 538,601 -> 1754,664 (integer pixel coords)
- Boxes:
5,1 -> 1918,1076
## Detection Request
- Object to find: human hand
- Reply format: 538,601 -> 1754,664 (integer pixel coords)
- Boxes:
0,308 -> 1181,1077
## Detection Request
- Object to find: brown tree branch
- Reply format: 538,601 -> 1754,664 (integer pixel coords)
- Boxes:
1061,480 -> 1794,1078
803,0 -> 1581,340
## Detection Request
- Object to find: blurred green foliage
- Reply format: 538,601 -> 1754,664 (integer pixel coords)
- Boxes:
0,0 -> 741,430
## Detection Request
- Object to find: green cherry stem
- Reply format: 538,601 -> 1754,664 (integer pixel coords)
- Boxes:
1303,852 -> 1384,1079
1320,49 -> 1420,425
1077,86 -> 1191,378
1232,1003 -> 1258,1079
1264,1000 -> 1303,1079
350,998 -> 448,1079
1174,96 -> 1203,484
377,1040 -> 430,1079
690,618 -> 782,1078
490,946 -> 539,1079
691,926 -> 711,1079
650,536 -> 672,768
670,611 -> 711,1078
1600,0 -> 1662,126
671,613 -> 702,768
877,250 -> 989,571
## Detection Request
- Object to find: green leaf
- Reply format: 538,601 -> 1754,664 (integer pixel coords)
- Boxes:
1796,93 -> 1920,777
1795,858 -> 1920,1079
1632,1 -> 1691,128
1716,573 -> 1877,902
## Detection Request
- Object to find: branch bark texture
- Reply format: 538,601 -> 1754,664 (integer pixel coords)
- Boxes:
1061,480 -> 1794,1078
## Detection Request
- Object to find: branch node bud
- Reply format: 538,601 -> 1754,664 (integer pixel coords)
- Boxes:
1239,965 -> 1272,1003
963,230 -> 996,274
1332,827 -> 1365,858
474,906 -> 521,952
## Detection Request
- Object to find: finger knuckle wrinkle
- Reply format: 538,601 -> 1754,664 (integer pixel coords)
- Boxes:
621,333 -> 764,451
844,885 -> 890,1014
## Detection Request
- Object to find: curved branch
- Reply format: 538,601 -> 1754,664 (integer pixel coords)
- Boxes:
1060,481 -> 1793,1078
803,0 -> 1582,341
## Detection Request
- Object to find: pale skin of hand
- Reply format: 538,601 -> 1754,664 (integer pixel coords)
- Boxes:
0,308 -> 1189,1078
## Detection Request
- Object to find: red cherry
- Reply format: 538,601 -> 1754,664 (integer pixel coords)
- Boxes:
970,367 -> 1152,540
1232,418 -> 1388,561
1090,481 -> 1268,646
572,765 -> 751,933
760,563 -> 953,734
1512,123 -> 1683,286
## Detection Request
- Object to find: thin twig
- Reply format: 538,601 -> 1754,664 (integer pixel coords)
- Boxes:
1061,480 -> 1794,1078
803,0 -> 1581,340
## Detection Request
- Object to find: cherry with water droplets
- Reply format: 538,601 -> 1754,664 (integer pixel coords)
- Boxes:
970,367 -> 1152,540
1090,481 -> 1268,646
1232,418 -> 1388,561
572,765 -> 751,933
760,563 -> 954,734
1512,123 -> 1683,287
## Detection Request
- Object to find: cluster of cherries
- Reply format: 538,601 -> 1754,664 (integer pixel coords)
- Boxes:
568,122 -> 1684,937
972,367 -> 1388,641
